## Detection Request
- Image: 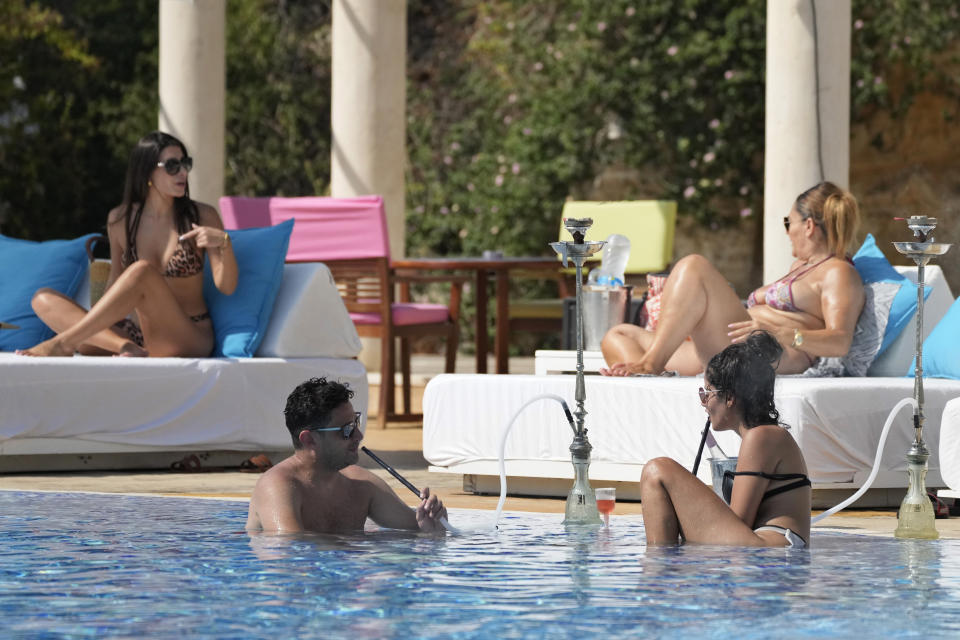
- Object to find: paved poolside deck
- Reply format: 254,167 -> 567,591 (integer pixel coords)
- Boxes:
1,354 -> 957,538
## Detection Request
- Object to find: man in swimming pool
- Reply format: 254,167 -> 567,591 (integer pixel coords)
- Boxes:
246,377 -> 448,534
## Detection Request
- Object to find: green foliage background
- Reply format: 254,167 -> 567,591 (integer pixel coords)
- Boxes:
2,0 -> 958,256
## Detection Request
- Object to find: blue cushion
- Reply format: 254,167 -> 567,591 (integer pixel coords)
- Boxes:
908,297 -> 960,380
852,234 -> 931,356
0,233 -> 98,351
203,219 -> 294,357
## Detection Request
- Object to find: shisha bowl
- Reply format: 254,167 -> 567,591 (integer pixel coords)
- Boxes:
893,242 -> 951,262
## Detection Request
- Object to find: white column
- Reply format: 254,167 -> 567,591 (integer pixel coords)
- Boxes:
331,0 -> 407,261
158,0 -> 226,209
764,0 -> 850,281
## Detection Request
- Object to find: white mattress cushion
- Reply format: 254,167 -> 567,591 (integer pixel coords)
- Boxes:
256,262 -> 362,358
868,265 -> 954,376
940,397 -> 960,491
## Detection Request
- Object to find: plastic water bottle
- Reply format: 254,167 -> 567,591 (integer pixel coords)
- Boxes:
596,234 -> 630,287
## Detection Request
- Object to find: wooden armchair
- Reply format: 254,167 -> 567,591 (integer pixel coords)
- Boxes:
219,195 -> 463,428
329,257 -> 464,428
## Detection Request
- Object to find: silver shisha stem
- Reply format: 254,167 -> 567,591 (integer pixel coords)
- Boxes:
892,215 -> 950,539
550,218 -> 604,525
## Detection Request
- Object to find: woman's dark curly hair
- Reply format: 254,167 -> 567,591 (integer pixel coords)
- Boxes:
705,330 -> 782,428
284,377 -> 355,449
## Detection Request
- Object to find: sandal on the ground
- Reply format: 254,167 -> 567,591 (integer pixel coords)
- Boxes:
239,454 -> 273,473
170,454 -> 203,472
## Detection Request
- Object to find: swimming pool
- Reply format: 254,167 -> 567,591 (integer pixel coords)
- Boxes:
2,491 -> 959,639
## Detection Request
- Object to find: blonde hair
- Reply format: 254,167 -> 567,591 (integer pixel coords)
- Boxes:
795,181 -> 860,258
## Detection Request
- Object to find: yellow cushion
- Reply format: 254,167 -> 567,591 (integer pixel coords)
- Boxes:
508,299 -> 565,319
559,200 -> 676,273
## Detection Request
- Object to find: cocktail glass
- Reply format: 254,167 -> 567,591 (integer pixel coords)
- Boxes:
595,487 -> 616,527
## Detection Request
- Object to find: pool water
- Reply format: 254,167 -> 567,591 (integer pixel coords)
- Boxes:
2,491 -> 960,639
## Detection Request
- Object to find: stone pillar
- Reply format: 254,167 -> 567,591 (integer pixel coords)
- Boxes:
331,0 -> 407,261
764,0 -> 850,281
158,0 -> 226,209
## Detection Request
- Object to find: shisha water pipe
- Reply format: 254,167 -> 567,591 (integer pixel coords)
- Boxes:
892,215 -> 950,540
550,218 -> 605,525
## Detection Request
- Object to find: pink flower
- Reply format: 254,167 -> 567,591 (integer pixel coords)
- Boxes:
709,119 -> 720,129
904,36 -> 911,45
568,23 -> 577,32
522,127 -> 533,136
533,62 -> 544,71
625,7 -> 636,16
494,174 -> 504,187
443,155 -> 453,165
450,141 -> 461,151
512,163 -> 521,174
503,115 -> 513,124
667,46 -> 678,56
724,70 -> 735,80
740,208 -> 752,218
739,186 -> 749,196
854,19 -> 864,30
689,159 -> 698,168
856,79 -> 865,88
683,186 -> 696,199
440,206 -> 450,215
508,93 -> 517,104
875,76 -> 883,85
415,205 -> 425,213
597,22 -> 607,32
714,178 -> 723,186
703,151 -> 716,163
490,205 -> 499,213
467,183 -> 475,192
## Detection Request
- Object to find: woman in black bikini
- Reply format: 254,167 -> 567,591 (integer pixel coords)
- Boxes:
18,131 -> 237,357
640,331 -> 811,548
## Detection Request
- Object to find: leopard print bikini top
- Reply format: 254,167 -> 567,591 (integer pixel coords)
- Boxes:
127,240 -> 204,278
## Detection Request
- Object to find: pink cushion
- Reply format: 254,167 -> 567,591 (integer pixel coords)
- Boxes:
219,196 -> 391,262
350,303 -> 450,326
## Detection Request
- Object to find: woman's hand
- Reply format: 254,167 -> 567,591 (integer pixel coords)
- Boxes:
726,317 -> 781,344
179,223 -> 230,250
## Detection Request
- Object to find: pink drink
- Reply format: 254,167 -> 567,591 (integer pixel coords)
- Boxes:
597,499 -> 615,515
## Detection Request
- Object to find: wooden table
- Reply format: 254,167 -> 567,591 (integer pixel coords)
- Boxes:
391,256 -> 561,374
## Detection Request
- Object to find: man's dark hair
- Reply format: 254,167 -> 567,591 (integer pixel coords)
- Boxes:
284,377 -> 354,449
705,330 -> 782,428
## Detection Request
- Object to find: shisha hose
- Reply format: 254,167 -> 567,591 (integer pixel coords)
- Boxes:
361,446 -> 460,534
691,418 -> 711,475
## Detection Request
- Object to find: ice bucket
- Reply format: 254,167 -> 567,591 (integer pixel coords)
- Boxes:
582,285 -> 630,351
709,456 -> 738,501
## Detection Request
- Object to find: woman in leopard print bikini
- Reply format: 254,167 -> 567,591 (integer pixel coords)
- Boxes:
18,131 -> 238,357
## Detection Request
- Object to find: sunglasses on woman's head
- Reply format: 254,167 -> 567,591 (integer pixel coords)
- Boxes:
307,412 -> 362,439
157,156 -> 193,175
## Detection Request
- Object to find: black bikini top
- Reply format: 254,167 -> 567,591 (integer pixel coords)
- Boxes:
721,470 -> 811,505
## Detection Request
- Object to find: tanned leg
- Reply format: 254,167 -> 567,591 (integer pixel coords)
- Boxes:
18,261 -> 211,357
640,457 -> 765,546
29,288 -> 143,355
618,255 -> 750,374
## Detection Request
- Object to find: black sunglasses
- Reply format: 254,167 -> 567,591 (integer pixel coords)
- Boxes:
157,156 -> 193,175
783,216 -> 791,233
307,412 -> 362,439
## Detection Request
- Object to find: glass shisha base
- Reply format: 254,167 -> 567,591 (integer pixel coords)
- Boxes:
564,459 -> 602,526
894,460 -> 939,540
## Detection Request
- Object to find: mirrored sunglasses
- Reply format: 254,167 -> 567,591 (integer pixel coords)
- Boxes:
698,386 -> 719,404
308,412 -> 362,439
157,156 -> 193,175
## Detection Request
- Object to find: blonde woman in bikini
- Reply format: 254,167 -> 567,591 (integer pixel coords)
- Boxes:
18,131 -> 237,357
600,181 -> 863,376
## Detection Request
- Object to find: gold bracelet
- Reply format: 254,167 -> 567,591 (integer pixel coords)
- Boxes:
220,232 -> 231,251
791,328 -> 804,348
